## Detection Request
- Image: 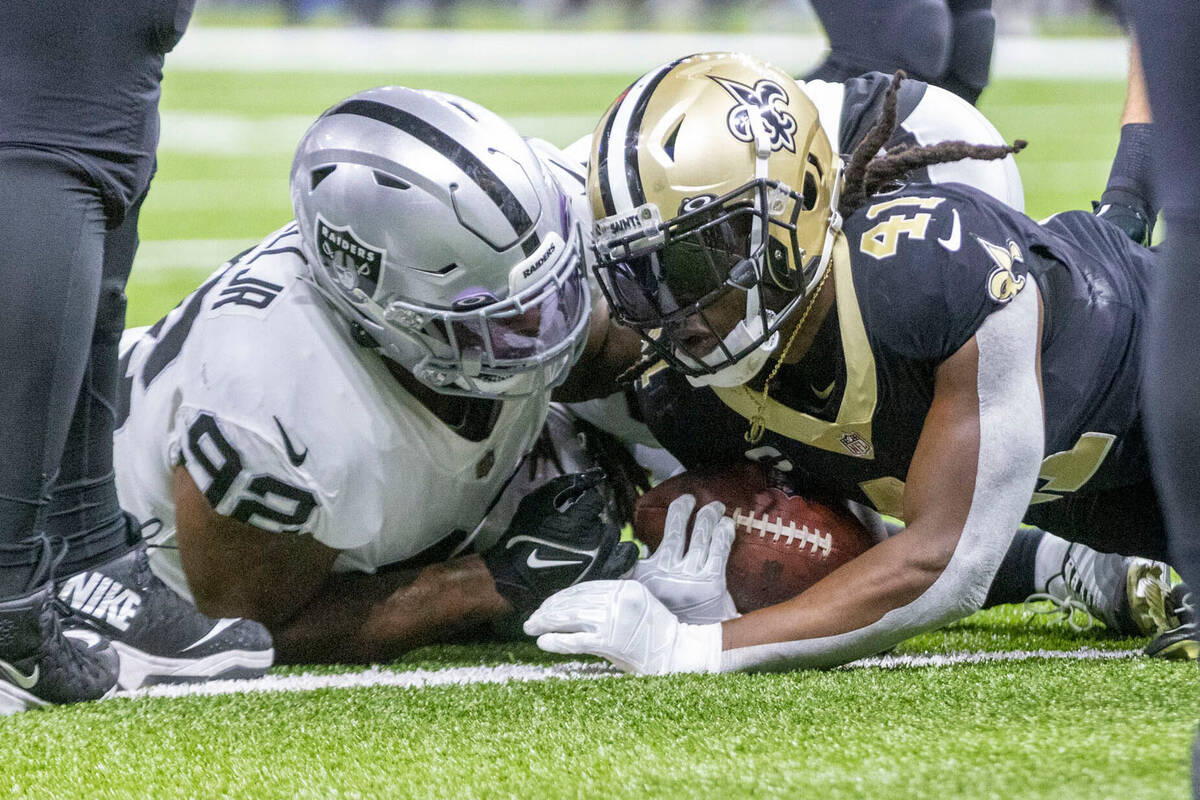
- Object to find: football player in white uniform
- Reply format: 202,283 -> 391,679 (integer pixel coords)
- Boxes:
114,87 -> 637,664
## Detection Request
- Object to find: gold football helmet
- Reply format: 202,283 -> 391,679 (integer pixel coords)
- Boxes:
587,52 -> 842,385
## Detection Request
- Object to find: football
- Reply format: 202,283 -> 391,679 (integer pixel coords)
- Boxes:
634,462 -> 876,612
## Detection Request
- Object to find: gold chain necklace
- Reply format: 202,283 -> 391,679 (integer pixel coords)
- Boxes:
744,264 -> 834,445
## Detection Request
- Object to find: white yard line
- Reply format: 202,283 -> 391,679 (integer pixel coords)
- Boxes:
844,647 -> 1140,670
117,647 -> 1141,702
167,28 -> 1129,79
124,661 -> 618,700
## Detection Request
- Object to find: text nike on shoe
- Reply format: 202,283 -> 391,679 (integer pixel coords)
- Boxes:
57,534 -> 274,690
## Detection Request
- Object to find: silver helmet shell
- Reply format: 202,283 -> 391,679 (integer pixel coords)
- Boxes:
290,86 -> 590,399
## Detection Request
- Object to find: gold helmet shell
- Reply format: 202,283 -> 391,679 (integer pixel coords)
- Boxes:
588,51 -> 838,293
586,52 -> 842,382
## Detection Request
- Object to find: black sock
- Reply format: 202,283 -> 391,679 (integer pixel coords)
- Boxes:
0,535 -> 52,597
54,512 -> 138,577
983,527 -> 1044,608
1095,123 -> 1159,244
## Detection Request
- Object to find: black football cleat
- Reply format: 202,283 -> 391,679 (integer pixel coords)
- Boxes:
57,540 -> 274,689
1144,585 -> 1199,661
0,537 -> 119,714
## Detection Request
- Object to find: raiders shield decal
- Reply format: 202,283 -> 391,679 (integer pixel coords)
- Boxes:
316,215 -> 384,299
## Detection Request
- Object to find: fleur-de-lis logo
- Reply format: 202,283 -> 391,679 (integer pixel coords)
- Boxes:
710,76 -> 798,153
973,234 -> 1027,304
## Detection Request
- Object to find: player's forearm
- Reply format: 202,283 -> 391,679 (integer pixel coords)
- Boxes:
716,289 -> 1043,672
1122,41 -> 1152,126
270,555 -> 512,664
722,523 -> 954,651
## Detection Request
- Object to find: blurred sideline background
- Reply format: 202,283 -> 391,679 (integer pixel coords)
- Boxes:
133,0 -> 1131,325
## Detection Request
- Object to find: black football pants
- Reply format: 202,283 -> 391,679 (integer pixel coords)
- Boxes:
804,0 -> 994,105
1128,2 -> 1200,597
0,148 -> 135,593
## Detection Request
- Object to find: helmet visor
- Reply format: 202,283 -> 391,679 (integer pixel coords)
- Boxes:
446,266 -> 587,365
386,239 -> 590,398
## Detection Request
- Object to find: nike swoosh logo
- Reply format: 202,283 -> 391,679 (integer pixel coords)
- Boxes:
527,550 -> 586,570
273,416 -> 308,467
938,208 -> 962,252
505,535 -> 599,560
811,380 -> 835,401
0,659 -> 38,690
63,628 -> 104,649
182,618 -> 240,653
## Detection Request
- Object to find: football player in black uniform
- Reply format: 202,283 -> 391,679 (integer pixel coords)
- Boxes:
524,53 -> 1183,673
805,0 -> 995,105
1121,3 -> 1200,788
0,1 -> 270,711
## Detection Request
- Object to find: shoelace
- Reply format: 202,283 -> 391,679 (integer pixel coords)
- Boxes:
138,517 -> 176,551
1022,591 -> 1096,632
1167,589 -> 1196,627
1022,546 -> 1101,632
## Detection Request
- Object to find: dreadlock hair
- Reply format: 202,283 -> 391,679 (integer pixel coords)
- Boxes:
838,71 -> 1027,218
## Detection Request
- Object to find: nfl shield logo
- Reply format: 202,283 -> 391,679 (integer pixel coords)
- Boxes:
315,216 -> 384,299
839,432 -> 873,458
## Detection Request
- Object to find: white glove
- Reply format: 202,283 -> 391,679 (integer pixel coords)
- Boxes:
632,494 -> 740,624
523,580 -> 723,675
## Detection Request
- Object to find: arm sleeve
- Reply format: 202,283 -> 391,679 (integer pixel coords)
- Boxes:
718,281 -> 1044,671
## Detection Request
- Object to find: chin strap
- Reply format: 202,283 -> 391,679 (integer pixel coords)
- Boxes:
744,260 -> 834,445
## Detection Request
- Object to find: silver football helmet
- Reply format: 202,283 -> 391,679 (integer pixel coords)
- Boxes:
290,86 -> 590,399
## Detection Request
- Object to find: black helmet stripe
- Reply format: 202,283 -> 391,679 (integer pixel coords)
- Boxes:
601,55 -> 691,215
327,99 -> 540,257
595,102 -> 621,218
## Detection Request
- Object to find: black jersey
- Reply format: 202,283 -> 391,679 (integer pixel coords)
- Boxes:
0,0 -> 196,225
637,182 -> 1156,521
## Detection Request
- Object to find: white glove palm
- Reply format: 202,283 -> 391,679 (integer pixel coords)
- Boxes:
523,580 -> 723,675
632,495 -> 739,624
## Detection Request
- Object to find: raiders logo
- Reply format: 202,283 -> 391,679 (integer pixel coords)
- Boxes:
710,76 -> 798,154
315,215 -> 384,299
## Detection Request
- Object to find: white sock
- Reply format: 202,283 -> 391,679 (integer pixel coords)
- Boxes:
1033,530 -> 1071,595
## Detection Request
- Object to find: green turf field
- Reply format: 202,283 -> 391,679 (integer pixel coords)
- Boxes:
11,68 -> 1192,799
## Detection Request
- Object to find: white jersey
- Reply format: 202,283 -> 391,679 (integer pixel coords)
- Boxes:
115,224 -> 550,600
801,77 -> 1025,212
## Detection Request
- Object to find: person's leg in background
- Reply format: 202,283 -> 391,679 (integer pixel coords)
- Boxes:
0,148 -> 120,711
43,193 -> 146,577
1125,2 -> 1200,795
804,0 -> 994,106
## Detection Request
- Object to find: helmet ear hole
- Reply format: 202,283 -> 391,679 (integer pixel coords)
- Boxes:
311,165 -> 337,191
802,171 -> 818,211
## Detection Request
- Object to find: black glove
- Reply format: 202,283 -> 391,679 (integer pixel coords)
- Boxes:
483,469 -> 640,613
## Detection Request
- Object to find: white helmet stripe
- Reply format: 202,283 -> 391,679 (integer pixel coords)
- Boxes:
601,59 -> 684,216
